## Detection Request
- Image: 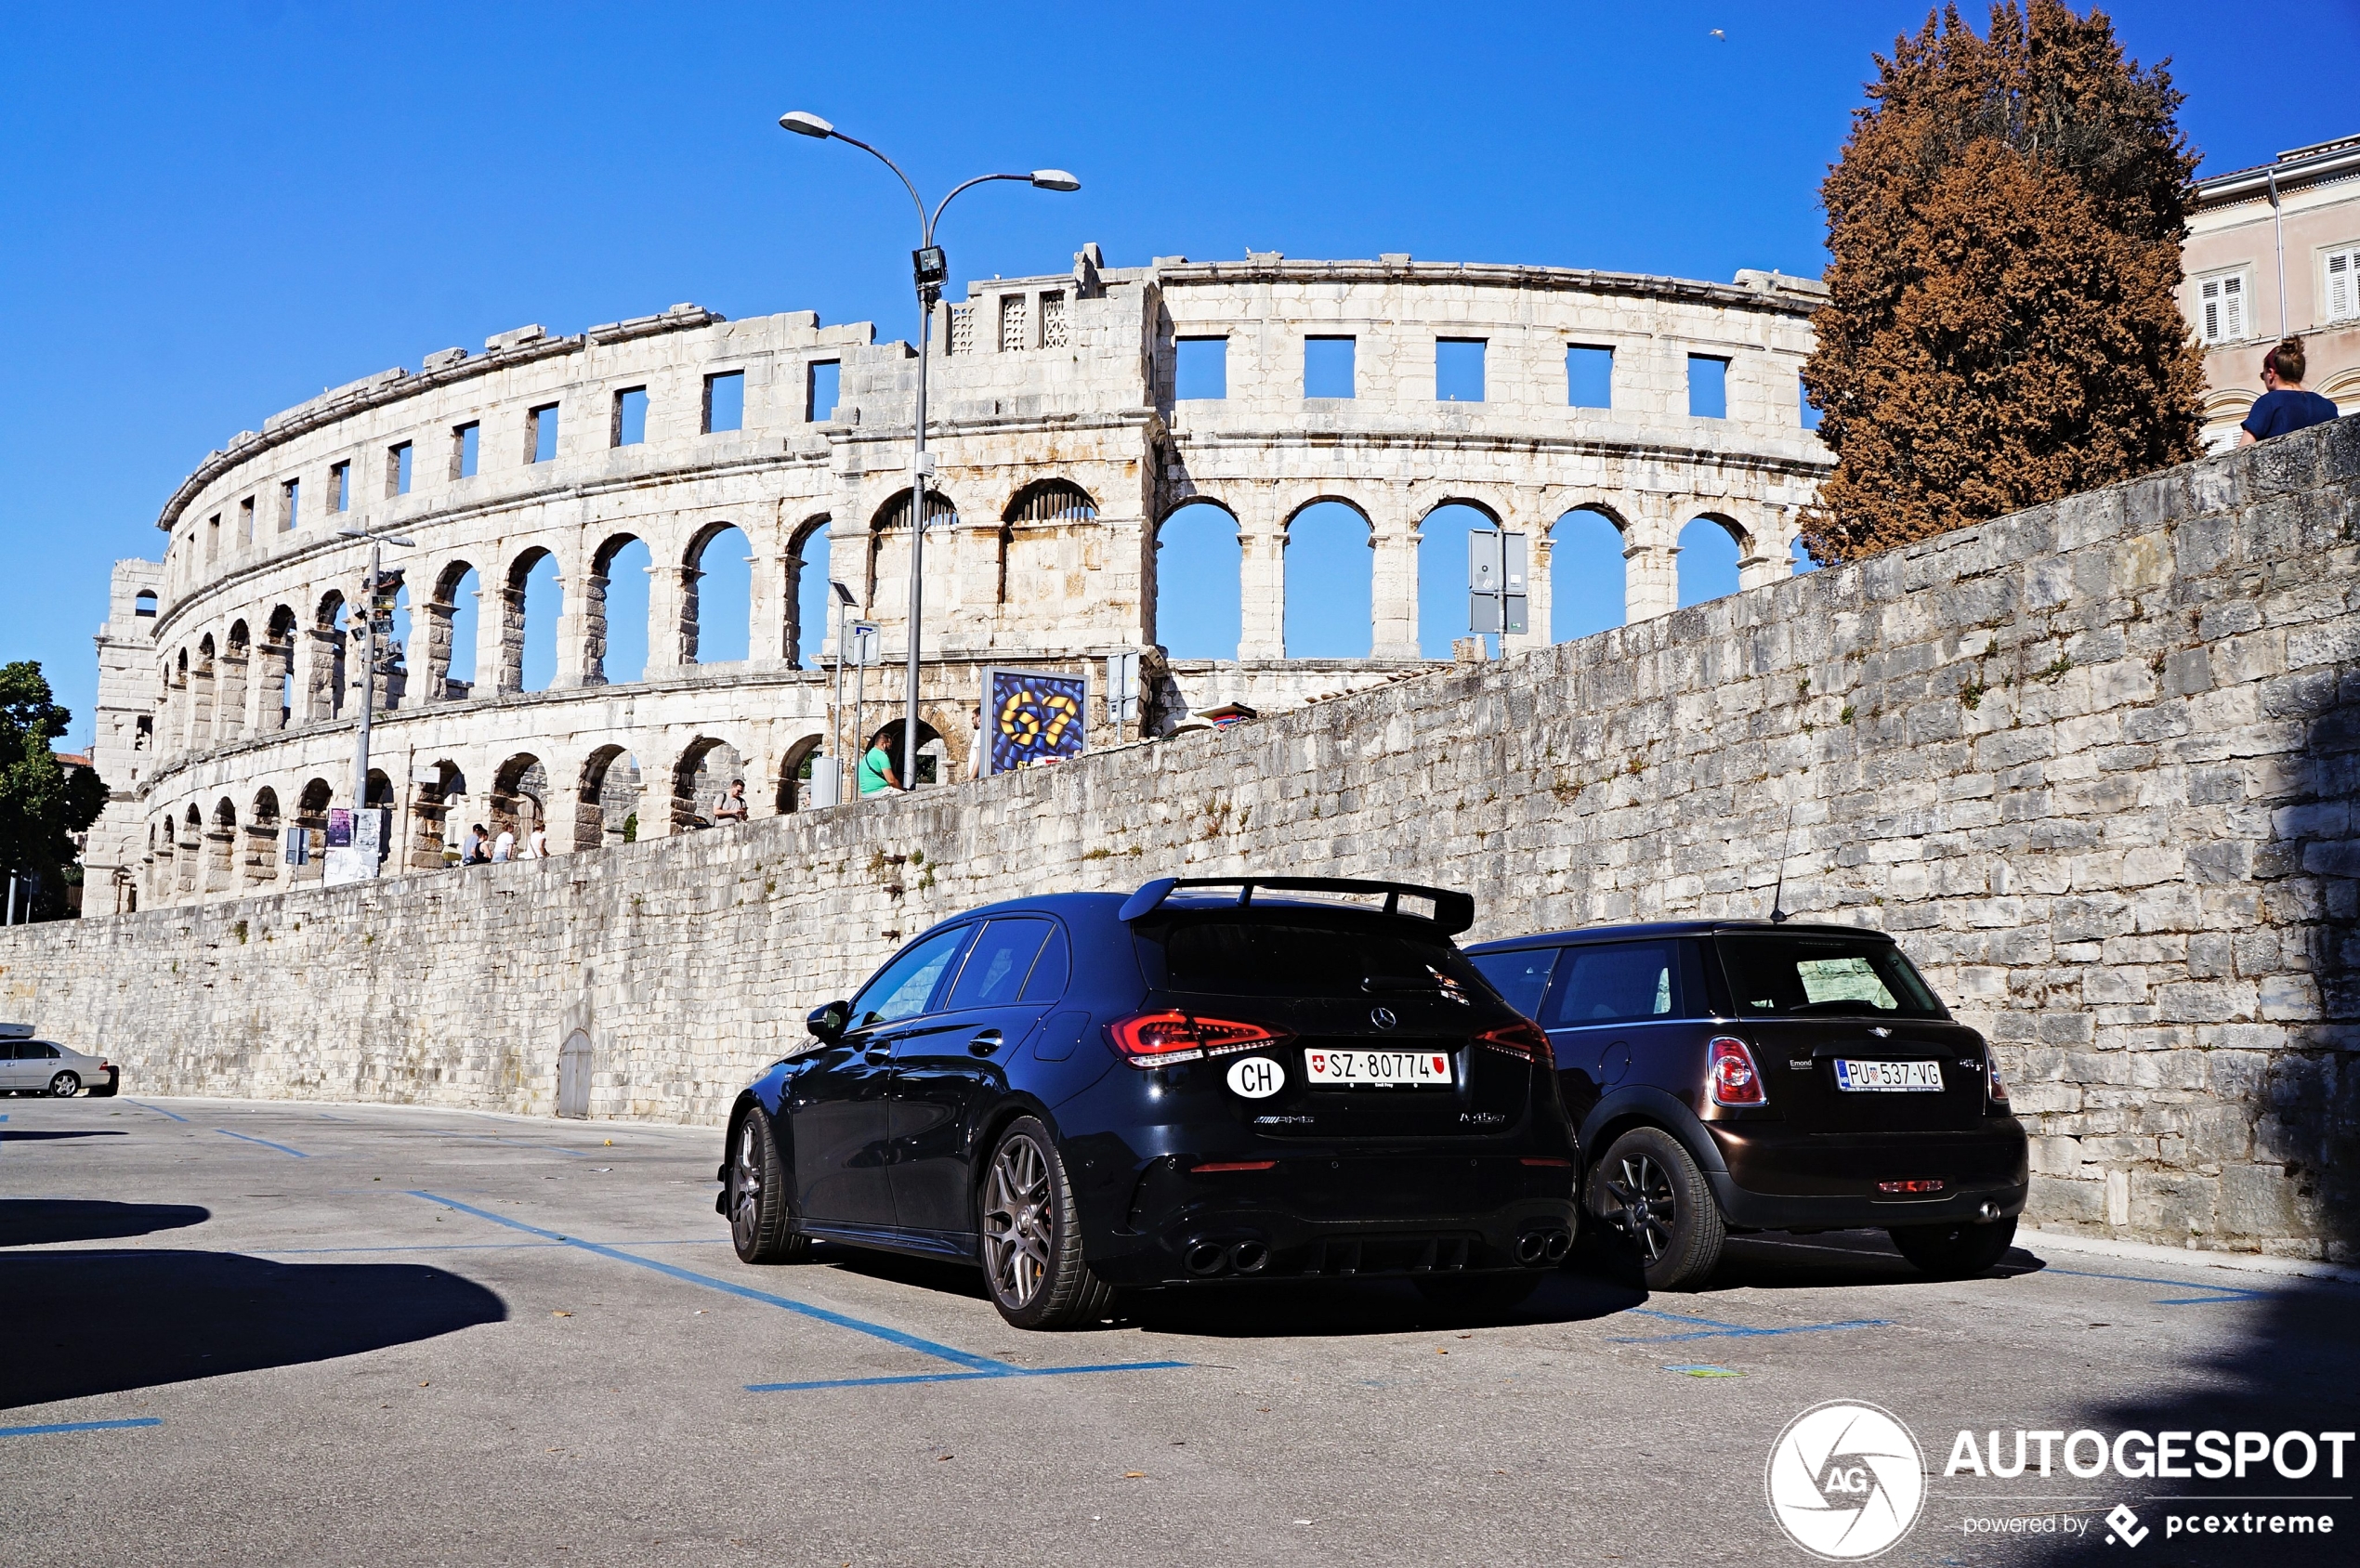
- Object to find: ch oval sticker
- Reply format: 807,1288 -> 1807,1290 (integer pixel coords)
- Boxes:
1226,1056 -> 1285,1099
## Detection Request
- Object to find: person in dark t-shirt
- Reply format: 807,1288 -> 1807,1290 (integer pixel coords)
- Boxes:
2240,335 -> 2340,444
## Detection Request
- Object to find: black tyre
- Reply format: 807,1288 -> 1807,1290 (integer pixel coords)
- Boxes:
727,1109 -> 809,1265
1889,1216 -> 2017,1279
1412,1272 -> 1542,1318
978,1117 -> 1115,1330
47,1071 -> 81,1099
1587,1127 -> 1725,1292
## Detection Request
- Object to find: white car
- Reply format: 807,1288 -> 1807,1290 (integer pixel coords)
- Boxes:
0,1036 -> 118,1097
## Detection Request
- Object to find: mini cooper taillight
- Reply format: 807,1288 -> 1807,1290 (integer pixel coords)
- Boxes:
1105,1011 -> 1294,1066
1475,1019 -> 1554,1068
1986,1057 -> 2010,1104
1707,1036 -> 1767,1107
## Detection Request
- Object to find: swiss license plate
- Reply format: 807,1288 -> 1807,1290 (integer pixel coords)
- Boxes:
1304,1048 -> 1455,1087
1834,1059 -> 1944,1093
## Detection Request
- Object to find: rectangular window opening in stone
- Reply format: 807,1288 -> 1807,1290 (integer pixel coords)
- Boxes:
388,441 -> 413,497
1800,373 -> 1823,432
238,495 -> 256,543
1436,337 -> 1487,403
1305,335 -> 1356,399
452,422 -> 479,479
528,402 -> 559,464
947,303 -> 974,356
2196,269 -> 2246,345
612,386 -> 647,447
1175,336 -> 1227,400
206,513 -> 219,561
135,714 -> 152,750
1000,294 -> 1029,352
332,460 -> 351,512
1567,345 -> 1613,409
281,477 -> 301,529
1687,354 -> 1728,419
806,360 -> 840,422
2327,244 -> 2358,323
1041,291 -> 1068,348
703,370 -> 744,434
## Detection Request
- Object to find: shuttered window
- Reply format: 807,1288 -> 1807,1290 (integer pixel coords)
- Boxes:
2196,271 -> 2247,345
2326,246 -> 2359,324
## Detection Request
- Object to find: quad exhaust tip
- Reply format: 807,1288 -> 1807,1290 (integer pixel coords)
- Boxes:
1517,1228 -> 1574,1266
1230,1240 -> 1269,1274
1185,1242 -> 1227,1276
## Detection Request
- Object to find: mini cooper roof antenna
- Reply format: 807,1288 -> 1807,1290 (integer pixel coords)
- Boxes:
1767,794 -> 1799,924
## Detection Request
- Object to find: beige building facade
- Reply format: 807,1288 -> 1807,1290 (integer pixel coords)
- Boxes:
89,252 -> 1830,912
2184,134 -> 2360,450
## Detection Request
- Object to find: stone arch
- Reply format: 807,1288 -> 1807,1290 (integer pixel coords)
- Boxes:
219,621 -> 251,743
312,590 -> 348,720
192,634 -> 219,748
683,521 -> 754,666
1677,511 -> 1748,608
867,488 -> 958,604
786,513 -> 832,669
246,787 -> 281,888
670,735 -> 744,830
411,759 -> 464,869
1414,498 -> 1510,659
177,803 -> 202,895
295,778 -> 333,882
205,797 -> 237,895
426,560 -> 480,701
1280,497 -> 1376,659
1548,504 -> 1631,642
584,531 -> 648,686
776,732 -> 825,814
576,745 -> 644,850
261,606 -> 297,731
1151,499 -> 1243,659
500,547 -> 558,694
998,479 -> 1099,609
490,752 -> 546,846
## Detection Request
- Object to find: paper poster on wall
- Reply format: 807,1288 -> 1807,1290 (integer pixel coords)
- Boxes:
321,807 -> 383,888
979,667 -> 1087,777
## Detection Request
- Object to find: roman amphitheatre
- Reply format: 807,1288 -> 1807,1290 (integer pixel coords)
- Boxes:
86,248 -> 1829,910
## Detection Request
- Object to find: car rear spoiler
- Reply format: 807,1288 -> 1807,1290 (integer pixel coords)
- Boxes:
1116,877 -> 1475,936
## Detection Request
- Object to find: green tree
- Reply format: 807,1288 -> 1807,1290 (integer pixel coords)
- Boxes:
0,661 -> 108,920
1801,0 -> 2206,561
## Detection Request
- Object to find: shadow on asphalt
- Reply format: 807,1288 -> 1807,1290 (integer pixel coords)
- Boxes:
0,1130 -> 131,1143
0,1199 -> 210,1248
0,1250 -> 505,1409
1697,1228 -> 2047,1292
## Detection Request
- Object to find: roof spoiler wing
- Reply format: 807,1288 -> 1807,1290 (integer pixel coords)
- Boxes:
1116,877 -> 1475,937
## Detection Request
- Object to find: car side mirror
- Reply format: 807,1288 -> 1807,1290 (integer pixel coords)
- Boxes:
806,1001 -> 849,1042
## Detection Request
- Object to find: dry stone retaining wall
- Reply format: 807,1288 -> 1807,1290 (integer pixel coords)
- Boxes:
9,419 -> 2356,1260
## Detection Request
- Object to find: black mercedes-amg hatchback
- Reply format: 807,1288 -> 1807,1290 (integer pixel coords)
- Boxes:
719,877 -> 1580,1328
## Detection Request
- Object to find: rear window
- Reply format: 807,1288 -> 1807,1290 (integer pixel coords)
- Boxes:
1716,933 -> 1947,1021
1154,914 -> 1487,1000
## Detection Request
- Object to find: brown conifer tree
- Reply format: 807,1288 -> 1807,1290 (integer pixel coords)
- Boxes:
1800,1 -> 2207,561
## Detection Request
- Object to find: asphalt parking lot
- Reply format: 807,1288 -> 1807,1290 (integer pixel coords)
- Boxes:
3,1095 -> 2353,1568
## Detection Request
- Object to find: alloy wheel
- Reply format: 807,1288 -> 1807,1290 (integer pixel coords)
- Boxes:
1601,1152 -> 1676,1262
48,1072 -> 79,1099
729,1121 -> 763,1238
981,1132 -> 1053,1309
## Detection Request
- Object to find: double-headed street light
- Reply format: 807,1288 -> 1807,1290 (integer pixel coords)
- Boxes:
779,110 -> 1077,793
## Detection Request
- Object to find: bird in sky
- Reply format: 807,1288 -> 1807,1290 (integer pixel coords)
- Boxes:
1710,29 -> 1726,41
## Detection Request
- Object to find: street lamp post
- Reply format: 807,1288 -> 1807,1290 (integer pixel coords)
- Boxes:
779,111 -> 1077,793
339,526 -> 414,872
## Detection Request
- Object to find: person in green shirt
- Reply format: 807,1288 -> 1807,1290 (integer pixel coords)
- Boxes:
858,732 -> 903,796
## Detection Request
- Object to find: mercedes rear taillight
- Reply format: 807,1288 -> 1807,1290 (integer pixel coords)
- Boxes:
1475,1019 -> 1553,1068
1105,1011 -> 1293,1066
1707,1036 -> 1767,1106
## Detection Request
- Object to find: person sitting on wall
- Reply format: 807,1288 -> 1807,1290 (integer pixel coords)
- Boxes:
714,778 -> 750,824
464,825 -> 491,865
859,731 -> 905,796
2239,335 -> 2340,445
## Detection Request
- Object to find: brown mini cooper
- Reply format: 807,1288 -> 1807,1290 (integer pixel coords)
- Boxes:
1466,921 -> 2027,1290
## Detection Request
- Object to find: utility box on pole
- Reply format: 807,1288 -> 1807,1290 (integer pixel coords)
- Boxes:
1467,529 -> 1528,638
1106,651 -> 1141,730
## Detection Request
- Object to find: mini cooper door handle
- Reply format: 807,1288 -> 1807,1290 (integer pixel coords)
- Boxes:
968,1030 -> 1004,1056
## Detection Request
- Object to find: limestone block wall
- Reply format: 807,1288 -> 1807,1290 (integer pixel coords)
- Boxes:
27,415 -> 2352,1256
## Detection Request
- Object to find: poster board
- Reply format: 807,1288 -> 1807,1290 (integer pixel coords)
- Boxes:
979,667 -> 1088,777
321,806 -> 383,887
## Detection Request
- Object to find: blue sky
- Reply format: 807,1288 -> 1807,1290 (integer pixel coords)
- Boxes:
4,1 -> 2351,742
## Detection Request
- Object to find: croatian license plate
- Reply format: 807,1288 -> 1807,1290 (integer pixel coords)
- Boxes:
1833,1059 -> 1944,1093
1304,1048 -> 1454,1087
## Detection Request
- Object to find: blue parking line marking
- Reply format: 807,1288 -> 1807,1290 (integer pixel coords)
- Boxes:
0,1418 -> 164,1439
408,1191 -> 1017,1373
2039,1265 -> 2269,1305
1609,1308 -> 1892,1343
423,1130 -> 596,1156
747,1361 -> 1191,1393
126,1101 -> 190,1122
216,1129 -> 308,1157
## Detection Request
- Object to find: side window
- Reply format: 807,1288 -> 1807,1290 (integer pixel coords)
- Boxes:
849,927 -> 973,1029
944,918 -> 1055,1010
33,1041 -> 60,1058
1545,941 -> 1685,1026
1017,921 -> 1071,1002
1469,948 -> 1559,1021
